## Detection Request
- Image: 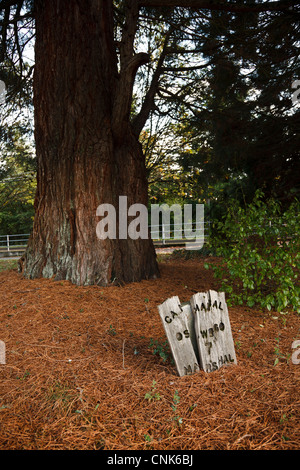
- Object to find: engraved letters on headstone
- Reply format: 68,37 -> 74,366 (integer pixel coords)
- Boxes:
158,290 -> 237,376
190,290 -> 237,373
158,296 -> 200,377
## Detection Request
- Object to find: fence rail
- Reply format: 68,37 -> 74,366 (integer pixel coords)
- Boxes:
0,233 -> 30,253
0,222 -> 211,254
151,221 -> 211,245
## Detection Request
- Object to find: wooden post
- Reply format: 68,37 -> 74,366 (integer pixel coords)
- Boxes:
190,290 -> 237,373
158,296 -> 200,377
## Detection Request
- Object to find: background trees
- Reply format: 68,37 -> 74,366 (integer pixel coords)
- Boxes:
137,4 -> 300,213
176,6 -> 300,209
0,0 -> 35,234
0,121 -> 35,234
2,1 -> 299,215
0,0 -> 299,286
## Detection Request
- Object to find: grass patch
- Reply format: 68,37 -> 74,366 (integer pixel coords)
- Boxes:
0,259 -> 18,272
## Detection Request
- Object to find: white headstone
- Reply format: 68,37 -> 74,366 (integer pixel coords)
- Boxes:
158,296 -> 200,377
190,290 -> 237,372
158,291 -> 237,376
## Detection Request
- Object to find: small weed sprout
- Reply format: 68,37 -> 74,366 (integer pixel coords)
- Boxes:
149,338 -> 172,363
171,390 -> 183,426
144,380 -> 161,402
108,325 -> 116,336
274,335 -> 291,366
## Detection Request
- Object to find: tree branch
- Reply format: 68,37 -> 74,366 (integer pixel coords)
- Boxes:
132,28 -> 173,137
0,5 -> 10,61
112,0 -> 150,140
162,62 -> 210,72
13,1 -> 23,74
139,0 -> 297,13
157,85 -> 209,118
0,0 -> 21,9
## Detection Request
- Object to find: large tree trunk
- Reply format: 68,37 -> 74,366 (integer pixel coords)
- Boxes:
19,0 -> 159,286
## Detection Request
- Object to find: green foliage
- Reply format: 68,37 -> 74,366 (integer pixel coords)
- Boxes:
0,122 -> 36,235
170,245 -> 213,260
174,8 -> 300,204
148,338 -> 172,363
171,390 -> 183,427
274,334 -> 291,366
0,205 -> 34,235
108,325 -> 117,336
144,380 -> 161,402
0,259 -> 18,272
207,191 -> 300,313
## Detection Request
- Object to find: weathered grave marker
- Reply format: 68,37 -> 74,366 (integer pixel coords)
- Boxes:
158,296 -> 200,377
158,290 -> 237,376
180,301 -> 199,362
190,290 -> 237,373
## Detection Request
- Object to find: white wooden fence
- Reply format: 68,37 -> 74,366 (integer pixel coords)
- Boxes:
0,233 -> 30,253
0,222 -> 211,255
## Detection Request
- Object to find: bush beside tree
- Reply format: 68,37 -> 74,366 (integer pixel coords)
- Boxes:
206,191 -> 300,313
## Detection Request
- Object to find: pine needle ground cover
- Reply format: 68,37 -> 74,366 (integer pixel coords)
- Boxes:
0,256 -> 299,450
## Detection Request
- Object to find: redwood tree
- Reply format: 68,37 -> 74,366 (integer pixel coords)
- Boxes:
18,0 -> 161,285
0,0 -> 296,285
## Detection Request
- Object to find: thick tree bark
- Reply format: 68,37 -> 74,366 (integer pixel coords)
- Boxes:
19,0 -> 159,285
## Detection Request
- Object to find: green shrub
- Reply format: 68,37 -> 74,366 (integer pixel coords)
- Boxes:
206,191 -> 300,312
